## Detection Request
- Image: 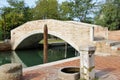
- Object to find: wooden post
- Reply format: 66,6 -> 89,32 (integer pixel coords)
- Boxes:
43,24 -> 48,63
64,42 -> 67,58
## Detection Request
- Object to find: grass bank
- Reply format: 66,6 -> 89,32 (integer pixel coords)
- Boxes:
39,39 -> 65,44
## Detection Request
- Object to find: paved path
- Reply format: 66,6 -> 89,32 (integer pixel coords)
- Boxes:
23,55 -> 120,80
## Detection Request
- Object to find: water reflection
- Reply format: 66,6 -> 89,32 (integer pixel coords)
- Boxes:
13,50 -> 44,67
11,51 -> 27,68
0,45 -> 79,68
0,51 -> 11,65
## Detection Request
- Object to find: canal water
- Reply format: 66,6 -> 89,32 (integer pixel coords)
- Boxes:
0,45 -> 79,68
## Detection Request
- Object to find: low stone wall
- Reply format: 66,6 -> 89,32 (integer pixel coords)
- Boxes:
0,42 -> 11,51
95,41 -> 120,55
0,63 -> 22,80
94,26 -> 108,39
108,30 -> 120,41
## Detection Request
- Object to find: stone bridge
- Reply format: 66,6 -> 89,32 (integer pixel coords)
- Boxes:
11,19 -> 103,51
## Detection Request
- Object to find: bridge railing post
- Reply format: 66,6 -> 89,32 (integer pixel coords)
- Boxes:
79,45 -> 96,80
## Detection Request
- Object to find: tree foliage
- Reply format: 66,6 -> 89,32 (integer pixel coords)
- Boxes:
95,0 -> 120,30
0,0 -> 119,40
0,0 -> 32,39
59,1 -> 73,20
33,0 -> 59,20
71,0 -> 95,23
59,0 -> 95,23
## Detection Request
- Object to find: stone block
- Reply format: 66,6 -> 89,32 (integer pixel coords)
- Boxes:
58,67 -> 80,80
0,63 -> 22,80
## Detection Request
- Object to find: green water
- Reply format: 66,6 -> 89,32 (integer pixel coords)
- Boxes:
0,46 -> 79,67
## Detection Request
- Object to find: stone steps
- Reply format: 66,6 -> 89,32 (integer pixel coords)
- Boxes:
111,44 -> 120,50
94,39 -> 120,55
105,40 -> 120,51
106,40 -> 120,46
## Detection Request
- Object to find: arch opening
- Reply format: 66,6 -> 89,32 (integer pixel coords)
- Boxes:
15,32 -> 78,53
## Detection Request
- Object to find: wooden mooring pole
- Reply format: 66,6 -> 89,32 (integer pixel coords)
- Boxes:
43,24 -> 48,63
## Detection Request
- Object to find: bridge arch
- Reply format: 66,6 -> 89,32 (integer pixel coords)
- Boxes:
11,19 -> 93,51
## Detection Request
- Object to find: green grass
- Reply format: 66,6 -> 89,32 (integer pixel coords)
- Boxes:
0,41 -> 3,43
39,39 -> 65,44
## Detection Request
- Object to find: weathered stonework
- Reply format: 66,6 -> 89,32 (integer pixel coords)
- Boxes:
94,41 -> 120,55
0,42 -> 11,51
80,45 -> 96,80
11,19 -> 101,50
0,63 -> 22,80
58,67 -> 80,80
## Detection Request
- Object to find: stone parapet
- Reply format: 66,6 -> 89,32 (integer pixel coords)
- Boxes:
11,19 -> 92,50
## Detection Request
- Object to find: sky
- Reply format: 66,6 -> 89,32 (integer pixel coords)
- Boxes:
0,0 -> 104,8
0,0 -> 67,8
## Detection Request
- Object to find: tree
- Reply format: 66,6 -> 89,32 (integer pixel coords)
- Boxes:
33,0 -> 59,20
23,7 -> 33,22
95,0 -> 120,30
0,0 -> 32,39
0,16 -> 4,40
70,0 -> 96,23
0,7 -> 12,39
59,1 -> 73,20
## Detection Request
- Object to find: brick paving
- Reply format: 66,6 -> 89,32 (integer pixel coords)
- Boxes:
23,55 -> 120,80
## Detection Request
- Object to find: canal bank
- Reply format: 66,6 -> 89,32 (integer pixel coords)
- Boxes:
0,41 -> 11,51
0,39 -> 65,51
0,42 -> 77,67
23,55 -> 120,80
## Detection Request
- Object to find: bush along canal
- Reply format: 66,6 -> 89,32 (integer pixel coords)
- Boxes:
0,43 -> 79,68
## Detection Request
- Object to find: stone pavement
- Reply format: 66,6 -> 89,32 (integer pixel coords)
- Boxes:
23,55 -> 120,80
